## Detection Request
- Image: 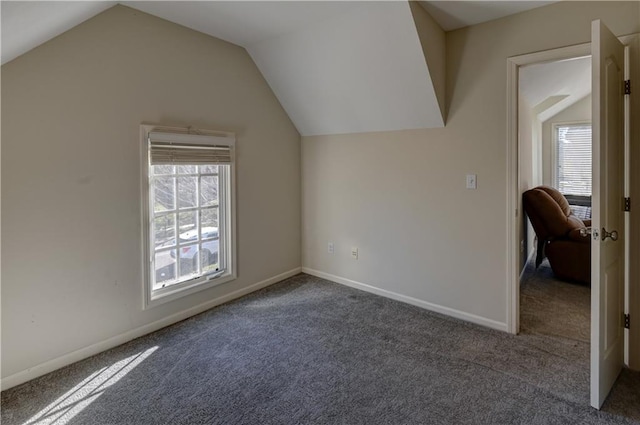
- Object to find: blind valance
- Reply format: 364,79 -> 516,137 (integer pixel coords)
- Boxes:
148,131 -> 234,165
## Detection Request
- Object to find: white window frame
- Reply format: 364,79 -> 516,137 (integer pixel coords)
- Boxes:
141,124 -> 237,309
551,120 -> 592,197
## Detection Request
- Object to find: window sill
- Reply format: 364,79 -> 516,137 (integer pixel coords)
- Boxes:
144,271 -> 236,309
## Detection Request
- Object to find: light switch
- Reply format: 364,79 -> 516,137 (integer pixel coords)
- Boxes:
466,174 -> 477,189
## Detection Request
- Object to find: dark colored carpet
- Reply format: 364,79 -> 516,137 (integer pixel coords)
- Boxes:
520,258 -> 590,343
2,273 -> 639,424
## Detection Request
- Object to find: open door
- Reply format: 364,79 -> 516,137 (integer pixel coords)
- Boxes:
590,20 -> 626,409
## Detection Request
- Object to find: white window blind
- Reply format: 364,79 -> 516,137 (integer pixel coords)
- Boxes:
554,124 -> 592,196
149,132 -> 233,165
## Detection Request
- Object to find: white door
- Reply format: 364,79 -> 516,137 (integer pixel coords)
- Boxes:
590,19 -> 626,409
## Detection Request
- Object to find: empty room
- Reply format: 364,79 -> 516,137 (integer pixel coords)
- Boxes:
2,1 -> 640,424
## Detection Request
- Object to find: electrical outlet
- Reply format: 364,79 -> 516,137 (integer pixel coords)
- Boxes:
351,247 -> 358,260
466,174 -> 477,189
328,242 -> 334,254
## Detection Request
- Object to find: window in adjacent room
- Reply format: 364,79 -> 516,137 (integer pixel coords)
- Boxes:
553,123 -> 592,196
141,125 -> 236,308
553,122 -> 592,219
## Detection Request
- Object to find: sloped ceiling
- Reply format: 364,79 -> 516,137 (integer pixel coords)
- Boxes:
1,1 -> 113,65
1,1 -> 557,136
247,1 -> 444,135
419,1 -> 556,31
520,56 -> 591,122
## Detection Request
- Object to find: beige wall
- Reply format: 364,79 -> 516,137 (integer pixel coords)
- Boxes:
518,97 -> 535,273
1,6 -> 301,384
302,2 -> 639,328
542,95 -> 593,186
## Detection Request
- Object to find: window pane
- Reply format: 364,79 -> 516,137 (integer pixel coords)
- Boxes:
201,176 -> 218,207
178,211 -> 198,241
147,146 -> 233,301
179,244 -> 199,278
155,251 -> 176,288
154,177 -> 175,212
154,214 -> 176,248
199,165 -> 218,174
201,242 -> 220,273
153,165 -> 174,175
556,125 -> 592,196
177,177 -> 197,209
177,165 -> 197,174
201,208 -> 219,238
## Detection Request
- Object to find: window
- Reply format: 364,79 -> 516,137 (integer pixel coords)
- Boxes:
142,126 -> 236,308
553,123 -> 592,197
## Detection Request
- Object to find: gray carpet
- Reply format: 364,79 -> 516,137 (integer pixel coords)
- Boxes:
520,258 -> 590,343
2,273 -> 639,424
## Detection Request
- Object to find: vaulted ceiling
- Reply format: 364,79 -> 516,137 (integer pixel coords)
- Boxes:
520,56 -> 591,122
247,1 -> 446,135
1,1 -> 557,136
418,1 -> 555,31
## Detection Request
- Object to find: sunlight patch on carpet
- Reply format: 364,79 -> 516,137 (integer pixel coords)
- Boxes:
24,347 -> 158,425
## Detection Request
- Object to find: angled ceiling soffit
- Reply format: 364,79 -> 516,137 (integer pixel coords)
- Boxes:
246,1 -> 445,136
409,1 -> 446,123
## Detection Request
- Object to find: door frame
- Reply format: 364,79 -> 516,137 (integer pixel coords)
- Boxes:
506,42 -> 591,335
506,35 -> 639,369
624,34 -> 640,370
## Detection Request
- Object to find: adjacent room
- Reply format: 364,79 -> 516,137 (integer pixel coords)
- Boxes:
519,56 -> 592,342
2,1 -> 640,424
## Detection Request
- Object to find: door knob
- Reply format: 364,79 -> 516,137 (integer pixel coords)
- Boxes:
601,228 -> 619,241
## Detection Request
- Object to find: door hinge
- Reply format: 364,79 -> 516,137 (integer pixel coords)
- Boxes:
624,314 -> 630,329
624,80 -> 631,95
625,197 -> 631,212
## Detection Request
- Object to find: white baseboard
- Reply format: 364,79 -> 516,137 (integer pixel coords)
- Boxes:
1,267 -> 301,391
302,267 -> 508,333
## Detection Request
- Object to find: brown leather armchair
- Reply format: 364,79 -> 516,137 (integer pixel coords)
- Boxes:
522,186 -> 591,284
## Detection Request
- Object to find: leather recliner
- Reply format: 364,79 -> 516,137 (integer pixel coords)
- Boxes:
522,186 -> 591,284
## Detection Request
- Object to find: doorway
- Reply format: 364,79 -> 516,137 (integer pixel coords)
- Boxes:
518,56 -> 592,342
506,31 -> 640,409
506,42 -> 593,335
